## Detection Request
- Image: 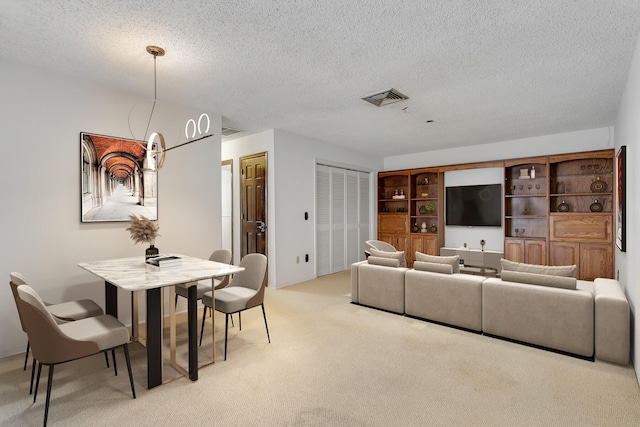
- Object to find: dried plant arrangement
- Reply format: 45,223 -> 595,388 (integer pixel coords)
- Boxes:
126,214 -> 160,245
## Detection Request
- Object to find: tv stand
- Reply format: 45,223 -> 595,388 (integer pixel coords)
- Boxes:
440,247 -> 503,273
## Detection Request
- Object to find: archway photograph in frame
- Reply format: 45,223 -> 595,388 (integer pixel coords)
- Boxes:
81,132 -> 158,222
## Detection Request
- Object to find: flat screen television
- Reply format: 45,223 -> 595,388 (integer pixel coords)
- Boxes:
446,184 -> 502,227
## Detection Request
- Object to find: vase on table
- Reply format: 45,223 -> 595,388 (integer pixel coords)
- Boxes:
146,244 -> 159,259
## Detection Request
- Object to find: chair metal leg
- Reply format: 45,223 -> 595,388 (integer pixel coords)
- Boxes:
231,314 -> 234,328
123,344 -> 136,399
34,362 -> 42,403
44,364 -> 54,427
29,358 -> 36,395
175,293 -> 179,307
224,313 -> 229,361
239,312 -> 242,331
23,341 -> 30,370
104,351 -> 110,368
199,306 -> 207,347
262,304 -> 271,343
111,349 -> 118,376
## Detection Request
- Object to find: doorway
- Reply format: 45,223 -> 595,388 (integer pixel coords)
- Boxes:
240,152 -> 267,260
221,160 -> 233,255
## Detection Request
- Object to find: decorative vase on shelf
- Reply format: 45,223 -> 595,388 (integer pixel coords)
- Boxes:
146,244 -> 159,259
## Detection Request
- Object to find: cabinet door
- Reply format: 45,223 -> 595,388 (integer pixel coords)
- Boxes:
504,238 -> 524,262
421,235 -> 438,256
524,240 -> 546,265
409,234 -> 424,266
549,241 -> 579,267
580,243 -> 613,280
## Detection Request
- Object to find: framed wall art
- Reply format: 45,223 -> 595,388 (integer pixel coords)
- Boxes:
81,132 -> 158,222
616,145 -> 626,252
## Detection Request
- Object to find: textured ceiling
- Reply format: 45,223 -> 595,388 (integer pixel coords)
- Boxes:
2,1 -> 640,157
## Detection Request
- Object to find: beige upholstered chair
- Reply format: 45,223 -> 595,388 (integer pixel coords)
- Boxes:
365,239 -> 398,253
9,272 -> 105,394
174,249 -> 232,342
15,284 -> 135,426
201,253 -> 270,360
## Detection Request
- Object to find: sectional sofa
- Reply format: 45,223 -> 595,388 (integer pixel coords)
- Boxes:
351,253 -> 630,365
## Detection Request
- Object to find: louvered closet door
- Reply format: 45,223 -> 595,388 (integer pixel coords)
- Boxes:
358,172 -> 370,257
316,165 -> 371,276
316,166 -> 331,276
346,170 -> 360,266
331,168 -> 346,273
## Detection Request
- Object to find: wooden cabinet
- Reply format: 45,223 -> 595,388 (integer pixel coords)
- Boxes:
505,238 -> 546,265
504,157 -> 549,265
377,168 -> 442,267
550,241 -> 613,281
377,149 -> 615,279
547,150 -> 614,279
409,234 -> 438,265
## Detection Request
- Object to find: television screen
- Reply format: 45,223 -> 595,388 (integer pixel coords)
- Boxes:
446,184 -> 502,226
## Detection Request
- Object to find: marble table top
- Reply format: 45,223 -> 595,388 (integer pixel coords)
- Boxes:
78,254 -> 244,291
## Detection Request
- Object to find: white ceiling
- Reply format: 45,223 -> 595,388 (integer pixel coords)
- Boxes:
1,1 -> 640,157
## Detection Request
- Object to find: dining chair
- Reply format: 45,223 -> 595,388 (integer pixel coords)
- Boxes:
9,272 -> 105,394
15,284 -> 136,426
174,249 -> 232,343
201,253 -> 270,360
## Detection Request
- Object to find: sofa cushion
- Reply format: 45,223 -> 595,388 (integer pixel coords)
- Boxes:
368,256 -> 400,268
369,248 -> 406,267
413,261 -> 454,274
500,259 -> 576,278
501,270 -> 577,290
415,253 -> 460,274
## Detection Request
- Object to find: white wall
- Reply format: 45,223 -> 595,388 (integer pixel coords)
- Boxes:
0,60 -> 222,357
385,127 -> 614,170
221,129 -> 276,286
274,129 -> 382,287
614,32 -> 640,383
222,129 -> 383,288
443,168 -> 504,252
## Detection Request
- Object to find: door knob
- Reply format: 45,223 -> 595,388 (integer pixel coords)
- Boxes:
257,221 -> 266,233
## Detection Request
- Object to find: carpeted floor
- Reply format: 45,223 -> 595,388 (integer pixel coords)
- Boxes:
1,270 -> 639,426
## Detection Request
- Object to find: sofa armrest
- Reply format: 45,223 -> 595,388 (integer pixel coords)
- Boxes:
593,278 -> 630,364
351,261 -> 368,303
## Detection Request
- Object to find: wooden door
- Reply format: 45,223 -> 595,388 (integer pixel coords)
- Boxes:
580,243 -> 613,280
504,238 -> 524,263
240,152 -> 267,259
549,241 -> 579,267
524,239 -> 546,265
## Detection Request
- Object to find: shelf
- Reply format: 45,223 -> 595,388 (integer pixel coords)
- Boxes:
550,193 -> 612,197
505,216 -> 546,219
505,194 -> 547,198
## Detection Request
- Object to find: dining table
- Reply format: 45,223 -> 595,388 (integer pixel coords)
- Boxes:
78,254 -> 243,389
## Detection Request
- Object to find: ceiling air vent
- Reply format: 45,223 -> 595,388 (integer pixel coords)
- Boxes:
362,88 -> 409,107
221,126 -> 243,137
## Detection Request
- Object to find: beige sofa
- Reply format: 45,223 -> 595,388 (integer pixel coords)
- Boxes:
404,254 -> 485,332
351,255 -> 630,364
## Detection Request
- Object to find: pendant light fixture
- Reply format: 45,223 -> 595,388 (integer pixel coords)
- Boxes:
130,45 -> 214,171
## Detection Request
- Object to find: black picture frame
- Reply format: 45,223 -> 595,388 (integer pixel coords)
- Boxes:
81,132 -> 158,222
616,145 -> 626,252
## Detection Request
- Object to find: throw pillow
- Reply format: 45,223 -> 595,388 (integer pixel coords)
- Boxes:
369,248 -> 406,267
415,252 -> 460,274
501,270 -> 577,290
367,256 -> 400,268
500,259 -> 576,278
413,261 -> 454,274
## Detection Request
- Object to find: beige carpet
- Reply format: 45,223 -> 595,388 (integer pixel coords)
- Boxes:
1,270 -> 639,426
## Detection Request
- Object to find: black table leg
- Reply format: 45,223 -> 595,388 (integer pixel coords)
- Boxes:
146,287 -> 162,388
188,285 -> 198,381
105,281 -> 118,317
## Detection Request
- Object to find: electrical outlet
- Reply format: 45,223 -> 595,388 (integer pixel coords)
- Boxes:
296,256 -> 300,264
